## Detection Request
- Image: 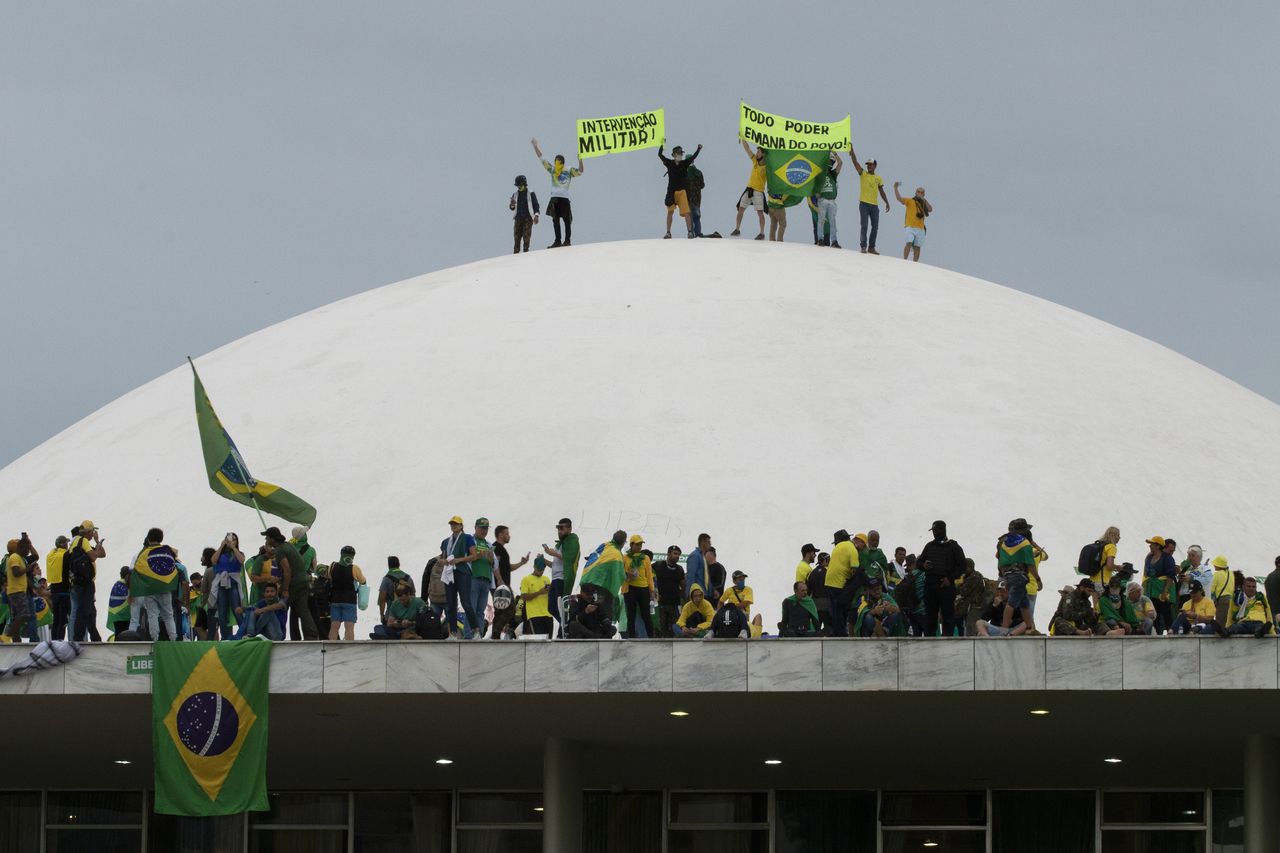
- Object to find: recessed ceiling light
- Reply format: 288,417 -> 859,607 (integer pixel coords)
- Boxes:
1029,709 -> 1050,716
669,710 -> 690,717
435,758 -> 454,765
1104,757 -> 1122,764
923,842 -> 939,848
113,759 -> 132,766
534,807 -> 544,812
1182,810 -> 1197,816
764,759 -> 782,765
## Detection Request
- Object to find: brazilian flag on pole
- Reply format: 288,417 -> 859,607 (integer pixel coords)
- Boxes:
764,149 -> 831,206
190,360 -> 317,527
153,642 -> 271,816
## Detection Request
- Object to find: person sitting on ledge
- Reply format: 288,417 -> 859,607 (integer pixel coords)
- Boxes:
779,581 -> 820,637
976,582 -> 1026,637
566,588 -> 616,639
1097,578 -> 1141,635
373,583 -> 425,640
1224,576 -> 1274,637
1050,579 -> 1105,636
1169,580 -> 1218,635
852,577 -> 901,637
675,584 -> 715,639
236,580 -> 286,641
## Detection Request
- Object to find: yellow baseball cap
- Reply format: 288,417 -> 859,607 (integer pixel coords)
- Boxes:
853,532 -> 868,544
1212,554 -> 1229,569
448,515 -> 464,526
629,534 -> 645,545
1145,535 -> 1165,547
80,519 -> 96,531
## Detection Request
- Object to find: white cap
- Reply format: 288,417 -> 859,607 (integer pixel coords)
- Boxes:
291,525 -> 309,539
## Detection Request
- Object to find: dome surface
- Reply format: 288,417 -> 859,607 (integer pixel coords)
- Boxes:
3,240 -> 1279,629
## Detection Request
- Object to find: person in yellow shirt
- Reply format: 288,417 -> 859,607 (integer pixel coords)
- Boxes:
520,557 -> 554,636
893,181 -> 933,262
622,534 -> 655,638
5,539 -> 33,642
720,570 -> 754,618
826,530 -> 861,637
1210,555 -> 1236,626
45,534 -> 71,640
676,584 -> 715,638
731,140 -> 768,240
847,144 -> 890,254
1226,576 -> 1274,637
1089,527 -> 1122,590
1170,579 -> 1217,634
795,543 -> 817,583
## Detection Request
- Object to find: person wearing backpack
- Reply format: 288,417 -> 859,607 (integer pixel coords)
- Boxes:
67,521 -> 105,642
377,556 -> 415,624
1080,527 -> 1122,591
711,598 -> 749,639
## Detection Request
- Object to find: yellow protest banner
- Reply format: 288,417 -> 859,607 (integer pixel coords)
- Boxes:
738,102 -> 851,151
576,108 -> 665,158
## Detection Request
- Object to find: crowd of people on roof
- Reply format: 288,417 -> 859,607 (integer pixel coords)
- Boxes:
5,515 -> 1278,644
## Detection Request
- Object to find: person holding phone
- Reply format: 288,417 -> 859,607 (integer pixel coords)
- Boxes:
209,532 -> 245,641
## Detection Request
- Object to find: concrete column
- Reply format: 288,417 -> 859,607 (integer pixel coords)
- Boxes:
1244,734 -> 1280,852
543,737 -> 583,853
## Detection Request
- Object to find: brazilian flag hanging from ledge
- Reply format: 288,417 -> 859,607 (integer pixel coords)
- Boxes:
153,642 -> 271,816
764,149 -> 831,206
190,359 -> 317,526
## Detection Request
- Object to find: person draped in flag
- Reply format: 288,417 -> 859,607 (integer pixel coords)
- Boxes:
531,138 -> 583,248
108,566 -> 131,637
996,519 -> 1041,635
578,530 -> 627,629
131,528 -> 180,641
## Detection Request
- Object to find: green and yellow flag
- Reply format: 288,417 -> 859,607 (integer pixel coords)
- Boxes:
764,149 -> 832,201
190,360 -> 317,526
152,641 -> 271,816
130,544 -> 181,597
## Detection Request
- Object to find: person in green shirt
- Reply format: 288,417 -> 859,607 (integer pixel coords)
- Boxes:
812,150 -> 842,248
1098,579 -> 1141,635
469,518 -> 495,639
861,531 -> 890,584
997,520 -> 1042,635
375,583 -> 425,640
263,527 -> 318,640
853,578 -> 902,636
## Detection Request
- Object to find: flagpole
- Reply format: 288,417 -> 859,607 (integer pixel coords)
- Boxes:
188,356 -> 271,533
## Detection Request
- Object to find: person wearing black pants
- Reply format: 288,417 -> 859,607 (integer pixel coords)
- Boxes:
918,520 -> 967,636
531,138 -> 583,248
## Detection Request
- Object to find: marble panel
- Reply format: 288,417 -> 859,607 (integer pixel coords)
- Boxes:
0,646 -> 66,695
460,642 -> 525,693
747,640 -> 822,692
821,639 -> 899,691
899,640 -> 974,691
322,643 -> 386,693
269,643 -> 324,694
387,643 -> 460,693
1046,638 -> 1122,691
1121,637 -> 1198,690
1200,639 -> 1278,690
672,641 -> 747,693
66,643 -> 150,694
526,641 -> 599,693
974,639 -> 1046,690
600,641 -> 673,693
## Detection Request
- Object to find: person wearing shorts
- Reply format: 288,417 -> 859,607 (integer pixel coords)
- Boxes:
767,195 -> 788,242
731,140 -> 768,240
894,181 -> 933,261
659,143 -> 702,239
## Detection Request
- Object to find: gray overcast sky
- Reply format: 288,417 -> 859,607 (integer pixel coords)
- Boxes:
2,0 -> 1277,467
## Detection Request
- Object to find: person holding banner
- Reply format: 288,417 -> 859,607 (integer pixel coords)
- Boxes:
894,181 -> 933,262
848,145 -> 891,254
658,143 -> 702,239
730,140 -> 768,240
531,138 -> 583,248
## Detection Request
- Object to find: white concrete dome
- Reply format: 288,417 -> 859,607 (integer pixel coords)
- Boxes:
3,240 -> 1279,628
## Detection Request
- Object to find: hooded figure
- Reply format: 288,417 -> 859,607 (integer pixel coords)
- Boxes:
676,583 -> 715,638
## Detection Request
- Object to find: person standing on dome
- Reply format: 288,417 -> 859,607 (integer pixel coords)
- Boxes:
531,138 -> 583,248
658,142 -> 703,239
894,181 -> 932,261
730,141 -> 768,239
812,150 -> 842,247
508,175 -> 540,254
767,194 -> 788,241
847,145 -> 890,254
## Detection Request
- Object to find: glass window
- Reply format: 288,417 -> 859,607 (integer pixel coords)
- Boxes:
882,829 -> 987,853
774,790 -> 876,853
881,791 -> 986,827
457,828 -> 544,853
249,829 -> 346,853
457,792 -> 544,825
353,792 -> 450,853
0,792 -> 41,851
1211,790 -> 1243,853
667,828 -> 769,853
249,793 -> 347,826
47,791 -> 143,825
150,813 -> 244,853
1102,831 -> 1205,853
1103,791 -> 1205,824
993,790 -> 1095,853
584,791 -> 662,853
47,828 -> 144,852
669,792 -> 768,825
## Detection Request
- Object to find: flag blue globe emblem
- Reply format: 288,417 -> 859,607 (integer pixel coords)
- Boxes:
775,155 -> 819,189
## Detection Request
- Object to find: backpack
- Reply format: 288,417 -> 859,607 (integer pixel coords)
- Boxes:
711,603 -> 746,639
65,541 -> 94,587
807,566 -> 828,598
895,574 -> 919,612
1077,541 -> 1105,576
414,606 -> 447,640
